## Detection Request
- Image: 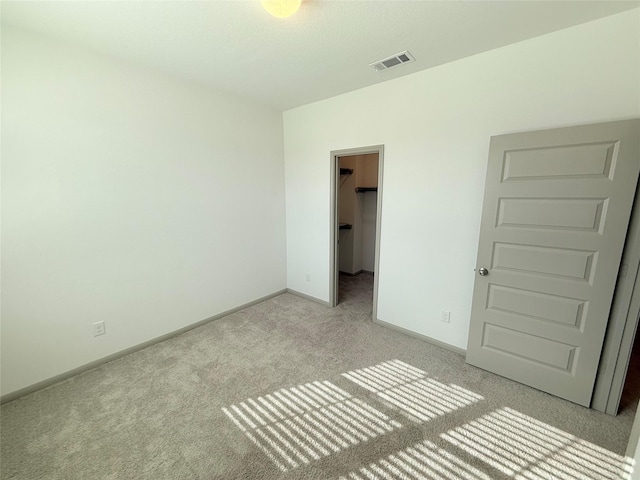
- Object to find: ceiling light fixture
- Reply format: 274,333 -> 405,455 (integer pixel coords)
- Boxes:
260,0 -> 301,18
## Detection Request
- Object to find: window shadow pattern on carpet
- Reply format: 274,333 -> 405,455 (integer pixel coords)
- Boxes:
223,359 -> 633,479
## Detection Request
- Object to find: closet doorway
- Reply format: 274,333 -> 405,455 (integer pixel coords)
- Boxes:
329,145 -> 384,318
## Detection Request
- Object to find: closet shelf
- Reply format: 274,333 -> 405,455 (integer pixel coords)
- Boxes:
355,187 -> 378,193
339,223 -> 353,230
340,168 -> 354,175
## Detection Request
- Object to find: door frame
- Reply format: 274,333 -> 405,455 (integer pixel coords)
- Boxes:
592,182 -> 640,414
329,145 -> 384,319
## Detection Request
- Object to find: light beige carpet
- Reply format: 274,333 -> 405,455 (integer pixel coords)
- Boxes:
1,274 -> 636,479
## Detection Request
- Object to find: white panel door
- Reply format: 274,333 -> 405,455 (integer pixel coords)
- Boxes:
466,119 -> 640,407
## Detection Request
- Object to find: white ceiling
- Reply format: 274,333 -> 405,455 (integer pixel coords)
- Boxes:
2,1 -> 638,111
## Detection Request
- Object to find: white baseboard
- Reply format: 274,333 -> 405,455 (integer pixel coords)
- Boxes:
373,318 -> 466,356
286,288 -> 331,306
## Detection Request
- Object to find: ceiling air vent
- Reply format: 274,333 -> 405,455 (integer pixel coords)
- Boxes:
370,51 -> 415,72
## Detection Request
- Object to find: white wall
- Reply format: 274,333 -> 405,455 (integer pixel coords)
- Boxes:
1,27 -> 287,396
284,10 -> 640,350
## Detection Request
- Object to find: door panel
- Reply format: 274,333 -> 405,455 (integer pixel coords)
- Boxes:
481,323 -> 576,372
491,242 -> 596,281
487,284 -> 586,328
497,197 -> 606,231
466,120 -> 640,407
502,142 -> 616,181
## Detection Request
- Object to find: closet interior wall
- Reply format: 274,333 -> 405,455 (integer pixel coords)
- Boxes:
339,154 -> 379,275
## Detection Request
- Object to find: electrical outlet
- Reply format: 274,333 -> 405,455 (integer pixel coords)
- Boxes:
306,273 -> 311,282
441,311 -> 450,323
93,321 -> 106,337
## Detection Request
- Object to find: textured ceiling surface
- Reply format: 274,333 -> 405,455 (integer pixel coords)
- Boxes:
2,1 -> 638,111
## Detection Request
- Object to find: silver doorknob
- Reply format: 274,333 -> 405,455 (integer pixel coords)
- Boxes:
478,267 -> 489,276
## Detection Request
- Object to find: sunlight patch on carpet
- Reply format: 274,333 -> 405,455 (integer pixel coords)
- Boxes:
337,439 -> 492,480
223,380 -> 402,472
342,359 -> 483,423
441,406 -> 633,480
